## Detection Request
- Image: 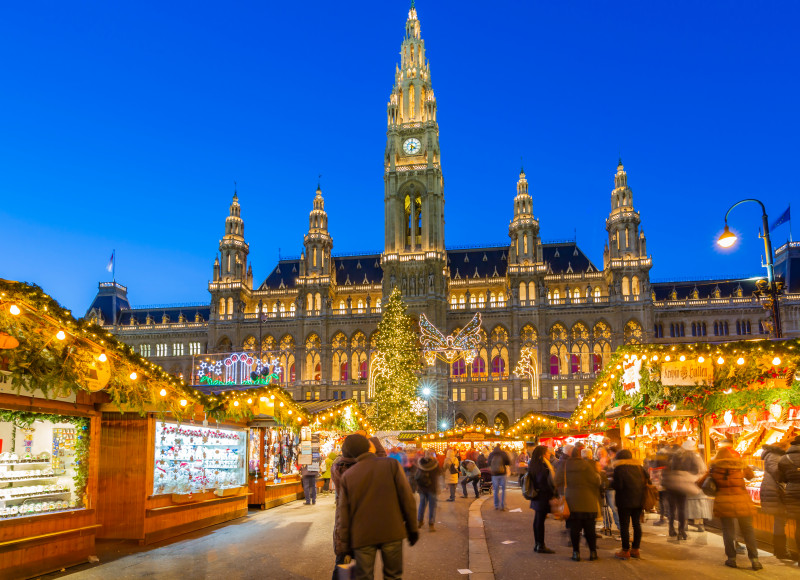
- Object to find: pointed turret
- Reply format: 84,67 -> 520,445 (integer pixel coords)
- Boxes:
303,184 -> 334,277
217,188 -> 250,281
508,168 -> 541,265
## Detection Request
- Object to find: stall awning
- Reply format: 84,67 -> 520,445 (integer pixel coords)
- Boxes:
296,399 -> 357,415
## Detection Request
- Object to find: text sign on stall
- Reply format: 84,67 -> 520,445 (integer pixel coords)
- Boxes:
622,358 -> 642,395
660,359 -> 713,386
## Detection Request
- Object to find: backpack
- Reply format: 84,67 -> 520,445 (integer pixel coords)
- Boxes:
415,467 -> 434,489
490,452 -> 506,475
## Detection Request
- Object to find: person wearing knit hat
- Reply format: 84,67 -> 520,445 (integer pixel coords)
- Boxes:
342,433 -> 371,459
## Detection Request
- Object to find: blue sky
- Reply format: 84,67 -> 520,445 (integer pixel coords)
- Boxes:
1,1 -> 798,313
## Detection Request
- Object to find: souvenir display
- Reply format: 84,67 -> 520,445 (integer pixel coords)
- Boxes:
0,419 -> 79,520
264,427 -> 300,483
153,421 -> 247,495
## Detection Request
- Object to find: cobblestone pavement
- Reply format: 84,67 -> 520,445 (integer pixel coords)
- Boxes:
38,486 -> 798,579
483,487 -> 799,580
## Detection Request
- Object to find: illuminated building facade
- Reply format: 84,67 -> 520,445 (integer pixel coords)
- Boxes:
86,6 -> 800,431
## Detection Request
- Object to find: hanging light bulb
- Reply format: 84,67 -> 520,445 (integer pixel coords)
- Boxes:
233,400 -> 240,407
130,372 -> 138,380
736,357 -> 745,365
9,305 -> 21,316
664,356 -> 671,362
56,330 -> 66,340
159,388 -> 167,397
180,399 -> 187,406
717,357 -> 724,365
679,355 -> 686,362
772,356 -> 781,366
697,356 -> 704,363
98,352 -> 107,362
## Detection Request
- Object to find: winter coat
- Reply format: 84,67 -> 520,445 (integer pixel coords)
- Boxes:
564,458 -> 602,515
612,458 -> 650,510
759,445 -> 786,516
415,456 -> 441,493
331,455 -> 357,491
707,454 -> 756,519
443,456 -> 460,485
460,460 -> 481,478
528,459 -> 556,511
662,449 -> 704,496
321,455 -> 334,480
476,453 -> 488,469
335,452 -> 418,555
778,444 -> 800,519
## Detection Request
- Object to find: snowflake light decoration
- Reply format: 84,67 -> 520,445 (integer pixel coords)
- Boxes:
196,353 -> 282,385
411,397 -> 428,416
419,312 -> 482,366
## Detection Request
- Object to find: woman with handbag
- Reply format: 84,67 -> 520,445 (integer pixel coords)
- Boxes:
528,445 -> 556,554
563,444 -> 602,561
611,449 -> 651,559
443,448 -> 460,502
703,446 -> 762,570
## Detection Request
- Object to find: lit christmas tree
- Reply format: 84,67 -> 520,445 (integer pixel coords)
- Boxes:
371,288 -> 424,430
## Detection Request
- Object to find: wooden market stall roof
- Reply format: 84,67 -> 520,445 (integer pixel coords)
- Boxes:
0,279 -> 345,426
570,338 -> 800,430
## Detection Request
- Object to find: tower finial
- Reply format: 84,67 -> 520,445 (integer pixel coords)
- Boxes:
520,156 -> 525,175
317,173 -> 322,193
233,180 -> 238,200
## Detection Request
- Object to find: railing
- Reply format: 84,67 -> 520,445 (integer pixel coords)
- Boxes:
449,375 -> 510,383
110,322 -> 208,330
544,271 -> 604,282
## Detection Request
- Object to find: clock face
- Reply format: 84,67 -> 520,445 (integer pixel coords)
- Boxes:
403,138 -> 421,155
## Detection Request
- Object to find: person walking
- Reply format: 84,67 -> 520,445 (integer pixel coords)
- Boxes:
488,444 -> 511,510
321,451 -> 335,494
335,434 -> 419,580
612,449 -> 650,560
778,435 -> 800,566
300,464 -> 318,505
598,442 -> 620,536
528,445 -> 556,554
563,444 -> 602,561
460,458 -> 481,498
517,448 -> 530,487
662,440 -> 703,540
761,440 -> 790,559
476,447 -> 489,469
415,449 -> 441,531
703,446 -> 762,570
331,442 -> 359,579
443,448 -> 460,502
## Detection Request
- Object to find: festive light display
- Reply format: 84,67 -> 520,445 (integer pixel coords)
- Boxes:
512,346 -> 539,398
370,288 -> 424,430
419,312 -> 482,366
570,339 -> 800,429
197,353 -> 281,386
504,412 -> 570,437
0,279 -> 345,427
367,351 -> 389,399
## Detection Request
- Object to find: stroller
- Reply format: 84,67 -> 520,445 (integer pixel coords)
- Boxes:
479,468 -> 494,495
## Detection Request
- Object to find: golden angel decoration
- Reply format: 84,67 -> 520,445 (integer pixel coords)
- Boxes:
419,312 -> 482,366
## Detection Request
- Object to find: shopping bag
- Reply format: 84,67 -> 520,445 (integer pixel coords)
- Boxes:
549,497 -> 570,520
336,558 -> 356,580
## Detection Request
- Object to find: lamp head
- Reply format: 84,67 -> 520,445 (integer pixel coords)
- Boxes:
421,387 -> 432,396
717,224 -> 737,248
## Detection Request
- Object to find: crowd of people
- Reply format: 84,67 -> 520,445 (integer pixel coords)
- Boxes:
314,433 -> 800,578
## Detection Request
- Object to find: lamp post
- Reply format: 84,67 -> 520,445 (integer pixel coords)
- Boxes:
718,198 -> 783,338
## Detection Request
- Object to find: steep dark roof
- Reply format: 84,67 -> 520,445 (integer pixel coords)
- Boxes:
260,259 -> 303,290
650,278 -> 760,301
447,247 -> 508,279
542,242 -> 597,275
333,255 -> 383,286
84,283 -> 130,325
115,306 -> 212,326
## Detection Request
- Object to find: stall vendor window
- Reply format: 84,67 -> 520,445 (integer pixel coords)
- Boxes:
0,413 -> 89,519
153,421 -> 247,495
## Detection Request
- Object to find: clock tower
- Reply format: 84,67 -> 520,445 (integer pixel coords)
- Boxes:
382,2 -> 447,324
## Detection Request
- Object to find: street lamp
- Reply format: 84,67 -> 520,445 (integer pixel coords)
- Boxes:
718,198 -> 782,338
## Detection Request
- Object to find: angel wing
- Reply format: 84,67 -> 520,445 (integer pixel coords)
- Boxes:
419,314 -> 448,349
452,313 -> 482,350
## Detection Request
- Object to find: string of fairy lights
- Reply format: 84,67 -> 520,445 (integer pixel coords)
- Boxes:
504,412 -> 569,437
0,280 -> 371,431
569,339 -> 800,428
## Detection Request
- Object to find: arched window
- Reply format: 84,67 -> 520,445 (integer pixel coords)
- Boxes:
573,288 -> 581,300
307,294 -> 313,311
453,359 -> 466,376
360,360 -> 368,379
340,362 -> 349,382
570,354 -> 580,374
550,355 -> 560,375
404,194 -> 412,247
519,282 -> 527,302
491,356 -> 505,376
592,353 -> 602,373
594,287 -> 601,298
227,297 -> 234,315
314,293 -> 321,310
314,363 -> 321,381
219,298 -> 226,315
552,289 -> 560,301
289,364 -> 296,382
632,276 -> 640,296
621,277 -> 630,296
472,357 -> 486,376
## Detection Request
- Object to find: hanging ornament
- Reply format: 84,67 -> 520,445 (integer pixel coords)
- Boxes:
769,403 -> 784,422
723,410 -> 734,427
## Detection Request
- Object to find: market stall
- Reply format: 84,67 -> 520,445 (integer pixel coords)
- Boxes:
572,337 -> 800,546
247,399 -> 363,510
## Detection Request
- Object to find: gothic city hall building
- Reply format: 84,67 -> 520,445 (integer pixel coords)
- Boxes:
86,6 -> 800,432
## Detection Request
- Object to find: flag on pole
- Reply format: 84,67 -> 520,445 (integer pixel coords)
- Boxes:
770,206 -> 791,230
106,251 -> 115,273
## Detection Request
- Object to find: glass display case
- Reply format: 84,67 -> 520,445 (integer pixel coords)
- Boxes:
153,421 -> 247,495
0,419 -> 81,519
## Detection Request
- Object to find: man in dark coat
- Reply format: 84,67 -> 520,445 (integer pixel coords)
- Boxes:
336,434 -> 419,579
760,442 -> 790,559
528,445 -> 556,553
487,444 -> 511,510
778,435 -> 800,566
